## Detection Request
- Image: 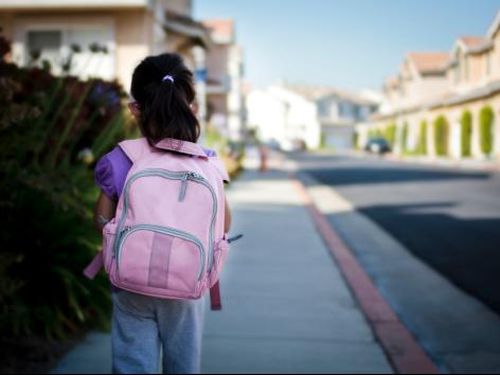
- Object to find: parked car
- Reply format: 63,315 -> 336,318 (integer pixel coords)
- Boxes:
364,137 -> 391,154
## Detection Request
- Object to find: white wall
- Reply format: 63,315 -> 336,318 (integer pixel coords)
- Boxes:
246,89 -> 286,146
246,85 -> 321,150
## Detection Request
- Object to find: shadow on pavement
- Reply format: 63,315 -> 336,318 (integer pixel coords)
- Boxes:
353,201 -> 500,315
304,167 -> 490,187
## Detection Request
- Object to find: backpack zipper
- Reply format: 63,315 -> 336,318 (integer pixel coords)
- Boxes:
114,169 -> 218,275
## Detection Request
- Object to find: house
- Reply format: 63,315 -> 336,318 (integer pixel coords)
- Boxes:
246,85 -> 321,151
203,19 -> 245,141
360,10 -> 500,161
246,84 -> 378,151
0,0 -> 209,97
312,88 -> 379,150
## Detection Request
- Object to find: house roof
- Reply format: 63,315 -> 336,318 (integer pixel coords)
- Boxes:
202,19 -> 234,44
406,52 -> 449,75
384,76 -> 399,89
487,10 -> 500,39
455,35 -> 493,54
459,36 -> 488,48
285,84 -> 378,105
0,0 -> 148,9
164,11 -> 210,49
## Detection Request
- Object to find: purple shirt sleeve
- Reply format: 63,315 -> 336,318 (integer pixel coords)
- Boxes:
95,144 -> 220,200
202,147 -> 217,157
94,146 -> 132,201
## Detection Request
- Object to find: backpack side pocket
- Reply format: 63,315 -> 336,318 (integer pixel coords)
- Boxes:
209,236 -> 230,288
103,221 -> 117,274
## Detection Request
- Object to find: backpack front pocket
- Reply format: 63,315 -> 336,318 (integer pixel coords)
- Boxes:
117,225 -> 205,294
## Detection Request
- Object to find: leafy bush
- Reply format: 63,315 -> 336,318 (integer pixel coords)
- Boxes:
385,123 -> 396,147
416,120 -> 427,155
352,131 -> 359,149
479,106 -> 494,155
401,122 -> 409,153
460,110 -> 472,157
204,124 -> 244,179
0,34 -> 134,340
433,115 -> 449,156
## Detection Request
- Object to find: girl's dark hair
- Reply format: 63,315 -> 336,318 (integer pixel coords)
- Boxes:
130,53 -> 200,144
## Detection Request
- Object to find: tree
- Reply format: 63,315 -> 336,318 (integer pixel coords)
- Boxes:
460,110 -> 472,157
479,106 -> 494,155
433,115 -> 449,156
401,122 -> 409,153
385,123 -> 396,147
416,120 -> 427,155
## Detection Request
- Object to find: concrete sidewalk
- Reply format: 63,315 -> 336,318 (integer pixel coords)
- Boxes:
51,164 -> 392,373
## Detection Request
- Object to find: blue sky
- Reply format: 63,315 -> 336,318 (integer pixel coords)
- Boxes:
194,0 -> 500,91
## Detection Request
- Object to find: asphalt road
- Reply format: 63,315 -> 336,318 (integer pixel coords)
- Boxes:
293,152 -> 500,316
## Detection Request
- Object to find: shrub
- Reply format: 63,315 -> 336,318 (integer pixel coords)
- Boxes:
385,123 -> 396,147
0,34 -> 134,340
460,110 -> 472,157
479,106 -> 494,155
401,122 -> 409,153
433,115 -> 449,156
352,131 -> 359,149
416,120 -> 428,155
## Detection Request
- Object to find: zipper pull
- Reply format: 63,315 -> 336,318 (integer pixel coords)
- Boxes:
190,172 -> 202,180
178,173 -> 189,202
121,226 -> 131,234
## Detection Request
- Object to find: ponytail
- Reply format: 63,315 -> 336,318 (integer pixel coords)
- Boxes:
131,54 -> 200,144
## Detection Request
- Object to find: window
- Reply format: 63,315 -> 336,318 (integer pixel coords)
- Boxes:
66,28 -> 114,80
27,30 -> 62,73
318,100 -> 329,117
25,26 -> 114,80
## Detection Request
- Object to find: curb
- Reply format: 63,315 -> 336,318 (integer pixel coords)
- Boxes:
290,174 -> 440,374
383,154 -> 500,173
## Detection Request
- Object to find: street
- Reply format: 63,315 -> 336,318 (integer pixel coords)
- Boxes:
50,151 -> 500,373
293,152 -> 500,315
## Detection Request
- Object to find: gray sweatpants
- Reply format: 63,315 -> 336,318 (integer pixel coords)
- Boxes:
111,290 -> 205,374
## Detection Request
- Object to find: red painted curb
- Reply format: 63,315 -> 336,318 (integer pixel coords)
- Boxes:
291,175 -> 440,374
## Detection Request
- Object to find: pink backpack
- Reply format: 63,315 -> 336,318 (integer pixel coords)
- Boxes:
84,138 -> 230,309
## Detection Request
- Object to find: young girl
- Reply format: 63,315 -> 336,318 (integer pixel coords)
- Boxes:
93,53 -> 231,374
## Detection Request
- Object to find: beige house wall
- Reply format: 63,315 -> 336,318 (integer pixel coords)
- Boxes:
468,52 -> 490,86
156,0 -> 191,15
115,9 -> 149,92
417,75 -> 449,101
6,12 -> 116,74
361,14 -> 500,162
206,43 -> 229,84
491,30 -> 500,80
0,12 -> 15,38
0,8 -> 157,93
362,91 -> 500,161
427,93 -> 500,159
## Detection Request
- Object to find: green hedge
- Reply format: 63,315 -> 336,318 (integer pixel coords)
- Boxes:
416,120 -> 428,155
385,123 -> 396,147
433,115 -> 449,156
460,110 -> 472,157
0,35 -> 134,339
353,131 -> 359,149
479,106 -> 494,155
401,122 -> 409,152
